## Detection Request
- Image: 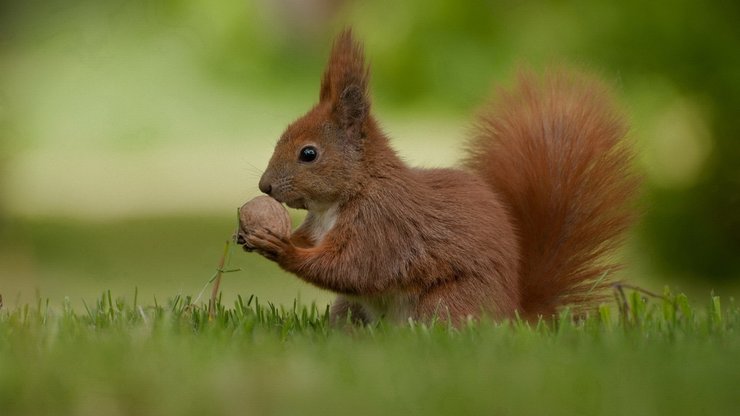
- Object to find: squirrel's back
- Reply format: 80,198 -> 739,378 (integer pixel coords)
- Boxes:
465,69 -> 640,318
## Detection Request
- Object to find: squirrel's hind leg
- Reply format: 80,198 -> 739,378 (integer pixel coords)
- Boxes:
415,276 -> 517,325
330,296 -> 371,326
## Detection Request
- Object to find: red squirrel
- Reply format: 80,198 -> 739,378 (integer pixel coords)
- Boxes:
241,29 -> 639,324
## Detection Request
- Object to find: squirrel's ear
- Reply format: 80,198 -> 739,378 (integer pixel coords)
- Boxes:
319,28 -> 370,136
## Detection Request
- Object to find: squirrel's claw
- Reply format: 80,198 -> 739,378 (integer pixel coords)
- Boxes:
245,228 -> 292,262
234,231 -> 255,252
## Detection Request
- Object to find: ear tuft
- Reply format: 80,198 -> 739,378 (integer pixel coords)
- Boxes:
338,85 -> 367,132
319,28 -> 371,134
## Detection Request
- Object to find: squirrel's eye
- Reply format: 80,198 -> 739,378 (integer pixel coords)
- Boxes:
299,146 -> 318,163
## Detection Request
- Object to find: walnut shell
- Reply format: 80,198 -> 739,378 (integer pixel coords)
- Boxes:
238,196 -> 291,245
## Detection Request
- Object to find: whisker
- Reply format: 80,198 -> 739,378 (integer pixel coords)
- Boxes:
244,160 -> 264,175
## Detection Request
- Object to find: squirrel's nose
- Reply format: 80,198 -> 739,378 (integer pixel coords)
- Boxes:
259,181 -> 272,195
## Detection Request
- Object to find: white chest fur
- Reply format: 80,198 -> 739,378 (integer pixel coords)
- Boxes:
308,204 -> 339,244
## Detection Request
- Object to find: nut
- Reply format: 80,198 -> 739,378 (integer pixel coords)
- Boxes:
238,196 -> 291,246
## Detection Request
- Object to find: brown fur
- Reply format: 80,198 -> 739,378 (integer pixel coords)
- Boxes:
245,29 -> 638,324
464,69 -> 640,318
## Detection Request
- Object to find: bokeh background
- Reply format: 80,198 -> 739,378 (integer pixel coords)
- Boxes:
1,0 -> 738,309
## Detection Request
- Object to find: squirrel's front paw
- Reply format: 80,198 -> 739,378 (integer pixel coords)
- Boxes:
234,232 -> 255,252
245,228 -> 293,261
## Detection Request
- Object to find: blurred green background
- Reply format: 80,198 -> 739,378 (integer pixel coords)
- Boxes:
1,0 -> 738,309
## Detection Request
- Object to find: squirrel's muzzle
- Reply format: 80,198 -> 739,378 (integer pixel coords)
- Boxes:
258,177 -> 272,195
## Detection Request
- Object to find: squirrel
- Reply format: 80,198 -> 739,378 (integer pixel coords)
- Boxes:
241,29 -> 639,325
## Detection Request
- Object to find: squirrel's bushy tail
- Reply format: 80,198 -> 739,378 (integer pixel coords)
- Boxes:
465,69 -> 640,318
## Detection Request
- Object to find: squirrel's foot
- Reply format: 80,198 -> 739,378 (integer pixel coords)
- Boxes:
245,228 -> 294,262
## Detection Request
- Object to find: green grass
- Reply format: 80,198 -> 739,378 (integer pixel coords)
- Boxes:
1,289 -> 738,416
1,218 -> 738,415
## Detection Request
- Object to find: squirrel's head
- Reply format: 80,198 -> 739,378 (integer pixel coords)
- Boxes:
258,29 -> 373,211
